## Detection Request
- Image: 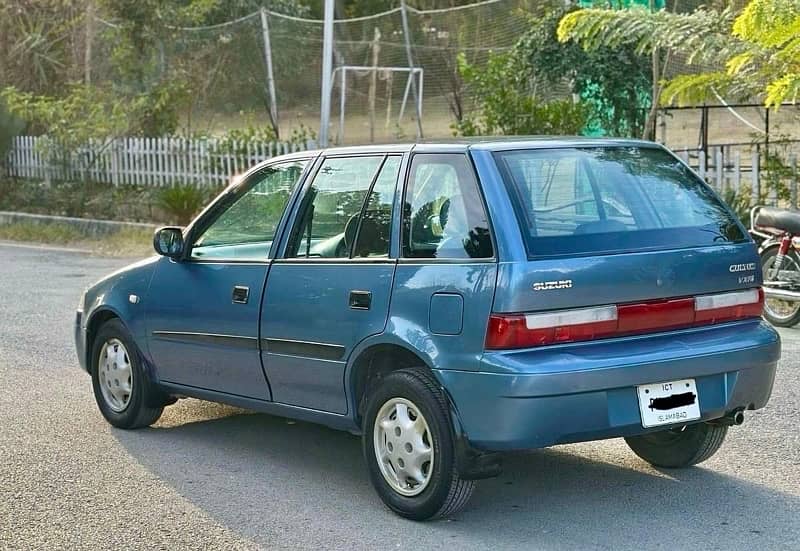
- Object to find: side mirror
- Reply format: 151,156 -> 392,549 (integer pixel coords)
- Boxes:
153,227 -> 185,258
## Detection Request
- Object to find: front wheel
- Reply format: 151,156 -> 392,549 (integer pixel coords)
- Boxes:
761,247 -> 800,327
362,368 -> 474,520
625,422 -> 728,468
91,319 -> 165,429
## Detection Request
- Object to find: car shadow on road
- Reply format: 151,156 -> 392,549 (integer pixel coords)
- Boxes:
114,399 -> 800,549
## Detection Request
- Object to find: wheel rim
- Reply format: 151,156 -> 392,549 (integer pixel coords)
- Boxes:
373,397 -> 434,497
98,338 -> 133,413
762,254 -> 800,322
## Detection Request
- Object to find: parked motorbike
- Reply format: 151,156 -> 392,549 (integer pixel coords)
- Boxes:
751,206 -> 800,327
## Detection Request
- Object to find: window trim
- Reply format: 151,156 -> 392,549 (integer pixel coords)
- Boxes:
399,151 -> 497,263
279,153 -> 403,262
182,157 -> 315,264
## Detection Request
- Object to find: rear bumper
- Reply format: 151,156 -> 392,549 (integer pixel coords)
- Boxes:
436,320 -> 780,451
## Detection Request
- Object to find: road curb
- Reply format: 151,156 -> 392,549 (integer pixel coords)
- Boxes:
0,211 -> 158,237
0,240 -> 93,254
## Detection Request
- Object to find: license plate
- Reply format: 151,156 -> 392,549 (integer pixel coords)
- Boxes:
636,379 -> 701,428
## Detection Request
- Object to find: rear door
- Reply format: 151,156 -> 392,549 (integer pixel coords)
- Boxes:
260,154 -> 403,413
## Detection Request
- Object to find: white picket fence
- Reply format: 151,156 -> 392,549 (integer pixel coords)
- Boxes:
4,135 -> 315,188
676,146 -> 800,208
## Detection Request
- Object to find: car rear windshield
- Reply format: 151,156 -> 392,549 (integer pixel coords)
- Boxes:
493,146 -> 747,258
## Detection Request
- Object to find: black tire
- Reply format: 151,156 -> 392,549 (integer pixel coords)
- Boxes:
90,318 -> 165,429
625,422 -> 728,468
362,367 -> 475,520
761,247 -> 800,327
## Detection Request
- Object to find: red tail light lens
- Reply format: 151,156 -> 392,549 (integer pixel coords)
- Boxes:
616,297 -> 696,333
486,288 -> 763,350
694,288 -> 764,324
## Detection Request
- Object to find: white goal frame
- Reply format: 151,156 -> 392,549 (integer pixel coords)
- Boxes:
332,65 -> 424,143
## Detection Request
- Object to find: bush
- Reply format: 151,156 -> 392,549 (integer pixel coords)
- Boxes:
0,179 -> 163,223
156,185 -> 218,225
0,100 -> 25,165
454,51 -> 590,137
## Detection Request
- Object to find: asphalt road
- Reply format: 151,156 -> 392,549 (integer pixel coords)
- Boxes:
1,242 -> 799,550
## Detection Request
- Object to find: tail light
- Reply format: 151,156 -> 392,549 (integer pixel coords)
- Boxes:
694,288 -> 763,324
485,288 -> 763,350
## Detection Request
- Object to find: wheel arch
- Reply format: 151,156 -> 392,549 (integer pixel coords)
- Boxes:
346,338 -> 502,481
84,307 -> 136,374
347,341 -> 435,428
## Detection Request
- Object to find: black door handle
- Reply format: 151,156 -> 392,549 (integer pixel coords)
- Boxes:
349,290 -> 372,310
232,286 -> 250,304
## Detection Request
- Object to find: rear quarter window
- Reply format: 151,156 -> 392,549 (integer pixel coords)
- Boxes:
494,146 -> 746,258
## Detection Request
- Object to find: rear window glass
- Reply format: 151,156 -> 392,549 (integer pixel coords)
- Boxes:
494,147 -> 746,257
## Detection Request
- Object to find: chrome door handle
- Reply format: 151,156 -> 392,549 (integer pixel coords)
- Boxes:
349,290 -> 372,310
232,286 -> 250,304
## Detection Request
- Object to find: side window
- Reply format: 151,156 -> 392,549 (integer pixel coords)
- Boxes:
353,156 -> 401,258
287,156 -> 383,259
402,153 -> 493,259
191,159 -> 308,261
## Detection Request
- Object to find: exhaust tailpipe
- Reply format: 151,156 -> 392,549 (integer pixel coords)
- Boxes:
763,286 -> 800,302
714,409 -> 745,426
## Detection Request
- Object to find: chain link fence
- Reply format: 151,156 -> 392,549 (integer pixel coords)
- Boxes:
91,0 -> 552,145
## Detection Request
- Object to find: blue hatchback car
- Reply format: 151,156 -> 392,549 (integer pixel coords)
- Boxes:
76,139 -> 780,519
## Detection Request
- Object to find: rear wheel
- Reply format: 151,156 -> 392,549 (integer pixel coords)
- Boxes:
761,247 -> 800,327
91,319 -> 165,429
625,422 -> 728,468
363,367 -> 474,520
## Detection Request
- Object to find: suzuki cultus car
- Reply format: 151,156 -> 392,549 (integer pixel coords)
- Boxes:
76,139 -> 780,520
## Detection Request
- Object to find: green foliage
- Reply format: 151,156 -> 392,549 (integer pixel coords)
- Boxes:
133,81 -> 190,137
517,6 -> 652,137
1,178 -> 150,220
1,85 -> 128,149
721,188 -> 752,226
557,1 -> 800,108
0,1 -> 84,95
1,80 -> 190,147
0,101 -> 26,164
760,149 -> 798,204
454,51 -> 590,137
156,185 -> 216,225
454,6 -> 650,138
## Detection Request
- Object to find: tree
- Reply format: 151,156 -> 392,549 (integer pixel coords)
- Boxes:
516,6 -> 652,138
455,6 -> 652,138
0,0 -> 87,95
454,51 -> 590,136
557,0 -> 800,109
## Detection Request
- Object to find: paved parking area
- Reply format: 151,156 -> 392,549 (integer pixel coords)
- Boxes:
1,242 -> 798,550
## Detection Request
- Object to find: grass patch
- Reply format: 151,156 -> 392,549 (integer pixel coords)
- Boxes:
0,222 -> 154,257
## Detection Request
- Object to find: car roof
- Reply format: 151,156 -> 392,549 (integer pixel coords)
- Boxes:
310,136 -> 660,156
260,136 -> 663,170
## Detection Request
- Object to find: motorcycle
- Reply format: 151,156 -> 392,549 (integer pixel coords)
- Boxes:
750,206 -> 800,327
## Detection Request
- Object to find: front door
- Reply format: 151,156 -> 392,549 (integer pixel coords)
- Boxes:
146,158 -> 310,399
260,154 -> 402,413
